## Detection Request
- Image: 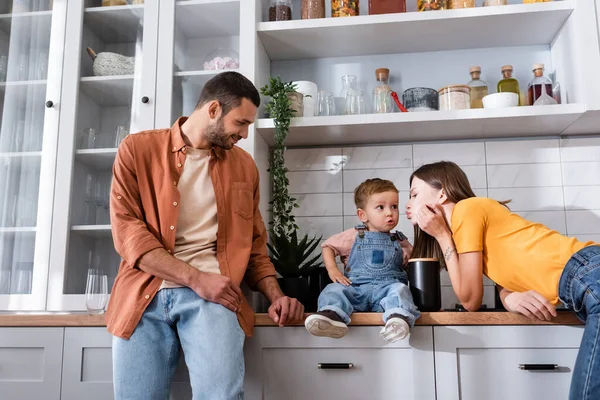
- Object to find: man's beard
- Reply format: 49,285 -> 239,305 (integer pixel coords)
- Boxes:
206,117 -> 236,150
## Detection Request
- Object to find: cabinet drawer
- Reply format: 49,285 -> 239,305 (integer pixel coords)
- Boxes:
458,348 -> 577,400
245,326 -> 435,400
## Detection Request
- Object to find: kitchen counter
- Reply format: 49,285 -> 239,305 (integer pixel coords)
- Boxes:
0,311 -> 582,327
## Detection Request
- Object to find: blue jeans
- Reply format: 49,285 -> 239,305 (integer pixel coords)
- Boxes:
558,245 -> 600,400
112,287 -> 245,400
318,279 -> 421,326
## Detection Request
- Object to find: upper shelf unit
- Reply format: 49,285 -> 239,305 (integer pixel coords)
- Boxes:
256,1 -> 575,60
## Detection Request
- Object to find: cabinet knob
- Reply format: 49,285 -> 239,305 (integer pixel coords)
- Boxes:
141,96 -> 149,104
518,364 -> 559,371
45,100 -> 54,108
317,363 -> 354,370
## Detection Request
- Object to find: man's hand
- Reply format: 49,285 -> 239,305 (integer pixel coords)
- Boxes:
191,272 -> 243,313
268,296 -> 304,327
328,269 -> 352,286
504,290 -> 557,321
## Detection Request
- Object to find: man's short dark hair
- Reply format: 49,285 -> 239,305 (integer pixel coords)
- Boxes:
196,71 -> 261,115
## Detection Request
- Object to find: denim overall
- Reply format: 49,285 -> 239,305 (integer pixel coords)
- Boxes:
318,225 -> 421,326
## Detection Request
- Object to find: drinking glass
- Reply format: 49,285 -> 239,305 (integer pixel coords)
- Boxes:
316,90 -> 336,116
81,128 -> 99,149
0,270 -> 11,294
85,269 -> 108,314
113,126 -> 128,148
17,53 -> 28,81
14,269 -> 32,294
84,173 -> 96,224
0,55 -> 7,82
345,89 -> 366,115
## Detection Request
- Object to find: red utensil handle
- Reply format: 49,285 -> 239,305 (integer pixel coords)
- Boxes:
391,91 -> 408,112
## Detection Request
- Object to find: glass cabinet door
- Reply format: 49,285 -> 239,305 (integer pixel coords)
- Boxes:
47,0 -> 159,310
154,0 -> 241,128
0,0 -> 66,310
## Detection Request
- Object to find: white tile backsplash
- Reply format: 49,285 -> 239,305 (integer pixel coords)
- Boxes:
462,166 -> 487,189
342,168 -> 413,193
288,170 -> 342,193
487,163 -> 563,188
294,193 -> 343,217
564,186 -> 600,211
342,145 -> 412,170
566,210 -> 600,235
560,138 -> 600,162
487,187 -> 564,211
296,216 -> 343,240
561,162 -> 600,186
485,139 -> 560,165
413,142 -> 485,167
284,148 -> 344,171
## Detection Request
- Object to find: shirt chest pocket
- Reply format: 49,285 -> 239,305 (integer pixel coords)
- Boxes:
232,182 -> 253,220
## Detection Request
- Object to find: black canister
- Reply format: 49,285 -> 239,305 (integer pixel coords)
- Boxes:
402,87 -> 439,111
408,258 -> 442,312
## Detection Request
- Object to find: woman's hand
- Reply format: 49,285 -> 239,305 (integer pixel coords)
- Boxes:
414,204 -> 451,240
504,290 -> 557,321
328,269 -> 352,286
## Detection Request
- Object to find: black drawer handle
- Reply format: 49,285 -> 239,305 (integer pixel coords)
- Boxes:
318,363 -> 354,370
518,364 -> 559,371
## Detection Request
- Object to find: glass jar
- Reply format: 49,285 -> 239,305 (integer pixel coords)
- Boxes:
373,68 -> 394,113
203,48 -> 240,71
527,64 -> 553,106
269,0 -> 293,21
339,75 -> 357,98
467,66 -> 488,109
369,0 -> 406,15
483,0 -> 507,5
523,0 -> 553,3
417,0 -> 447,11
302,0 -> 325,18
439,85 -> 471,110
448,0 -> 474,8
332,0 -> 359,17
497,65 -> 521,105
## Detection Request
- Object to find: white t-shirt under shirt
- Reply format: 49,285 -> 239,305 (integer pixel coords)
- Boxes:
161,147 -> 220,289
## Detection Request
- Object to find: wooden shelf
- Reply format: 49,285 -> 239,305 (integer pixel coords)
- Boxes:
256,104 -> 586,147
84,5 -> 144,44
176,0 -> 240,39
79,76 -> 133,107
257,1 -> 574,60
75,149 -> 117,170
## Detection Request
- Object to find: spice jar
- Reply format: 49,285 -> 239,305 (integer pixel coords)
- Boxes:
332,0 -> 359,17
369,0 -> 406,15
417,0 -> 447,11
483,0 -> 507,5
439,85 -> 471,110
302,0 -> 325,18
373,68 -> 394,113
448,0 -> 474,8
269,0 -> 293,21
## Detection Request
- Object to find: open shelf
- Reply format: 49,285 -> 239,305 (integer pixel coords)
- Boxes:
84,5 -> 144,44
79,75 -> 134,107
257,1 -> 574,60
75,149 -> 117,170
256,104 -> 586,146
176,0 -> 240,39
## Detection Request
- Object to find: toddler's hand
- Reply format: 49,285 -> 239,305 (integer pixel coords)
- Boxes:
328,270 -> 352,286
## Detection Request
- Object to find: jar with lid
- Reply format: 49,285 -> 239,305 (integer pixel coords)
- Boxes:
497,65 -> 521,105
523,0 -> 553,3
527,64 -> 554,106
448,0 -> 474,8
467,66 -> 488,109
269,0 -> 293,21
439,85 -> 471,110
302,0 -> 325,19
332,0 -> 359,17
369,0 -> 406,15
373,68 -> 394,113
417,0 -> 447,11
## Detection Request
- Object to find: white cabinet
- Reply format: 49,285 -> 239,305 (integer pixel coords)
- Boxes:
434,325 -> 585,400
244,326 -> 436,400
0,327 -> 64,400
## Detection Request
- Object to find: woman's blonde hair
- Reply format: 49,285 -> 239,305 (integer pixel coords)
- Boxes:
409,161 -> 509,267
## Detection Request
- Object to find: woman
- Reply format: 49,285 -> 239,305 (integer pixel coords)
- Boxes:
406,161 -> 600,400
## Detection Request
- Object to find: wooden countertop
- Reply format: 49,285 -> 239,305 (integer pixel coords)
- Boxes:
0,311 -> 582,327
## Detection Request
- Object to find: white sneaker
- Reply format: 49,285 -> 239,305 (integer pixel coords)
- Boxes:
305,313 -> 348,339
380,317 -> 410,343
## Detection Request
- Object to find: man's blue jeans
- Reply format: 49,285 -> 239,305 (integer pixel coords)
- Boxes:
112,287 -> 245,400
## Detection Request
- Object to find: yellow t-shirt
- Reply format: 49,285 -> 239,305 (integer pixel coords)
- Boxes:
450,197 -> 597,305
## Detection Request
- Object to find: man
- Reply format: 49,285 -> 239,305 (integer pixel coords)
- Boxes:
107,71 -> 303,399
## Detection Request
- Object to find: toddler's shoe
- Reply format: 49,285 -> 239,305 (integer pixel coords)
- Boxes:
380,314 -> 410,343
305,310 -> 348,339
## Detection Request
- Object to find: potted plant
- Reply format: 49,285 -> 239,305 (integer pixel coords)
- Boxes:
260,77 -> 327,311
